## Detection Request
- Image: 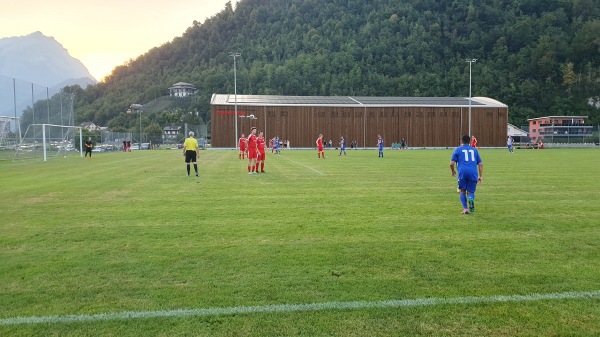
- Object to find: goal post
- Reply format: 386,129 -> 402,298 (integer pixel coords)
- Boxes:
15,124 -> 83,161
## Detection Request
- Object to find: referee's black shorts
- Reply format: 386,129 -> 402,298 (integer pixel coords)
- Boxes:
185,150 -> 197,163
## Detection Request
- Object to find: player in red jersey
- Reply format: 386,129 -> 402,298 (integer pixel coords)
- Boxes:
256,131 -> 266,173
238,133 -> 246,159
246,127 -> 258,174
316,134 -> 325,158
470,135 -> 477,148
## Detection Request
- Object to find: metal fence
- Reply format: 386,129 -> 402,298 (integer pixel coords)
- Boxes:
1,74 -> 75,134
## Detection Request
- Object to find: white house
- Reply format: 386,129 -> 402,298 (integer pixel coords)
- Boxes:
163,125 -> 182,137
507,123 -> 529,143
80,122 -> 102,131
507,123 -> 528,137
169,82 -> 197,97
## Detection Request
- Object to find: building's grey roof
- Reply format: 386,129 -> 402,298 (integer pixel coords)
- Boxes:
508,123 -> 528,137
163,125 -> 182,131
169,82 -> 197,89
211,94 -> 507,108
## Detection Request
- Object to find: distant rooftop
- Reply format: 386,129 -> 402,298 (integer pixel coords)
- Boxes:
211,94 -> 507,108
170,82 -> 196,88
527,116 -> 589,121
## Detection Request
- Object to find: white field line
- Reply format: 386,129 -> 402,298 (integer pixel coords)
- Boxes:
1,290 -> 599,326
276,154 -> 326,175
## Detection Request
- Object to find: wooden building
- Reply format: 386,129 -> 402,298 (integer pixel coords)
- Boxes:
210,95 -> 508,148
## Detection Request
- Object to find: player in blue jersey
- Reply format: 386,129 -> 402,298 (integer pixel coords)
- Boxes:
338,136 -> 347,156
507,135 -> 514,153
450,135 -> 484,214
377,134 -> 384,157
272,136 -> 280,154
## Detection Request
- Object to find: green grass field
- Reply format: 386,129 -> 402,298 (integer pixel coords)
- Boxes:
1,148 -> 599,336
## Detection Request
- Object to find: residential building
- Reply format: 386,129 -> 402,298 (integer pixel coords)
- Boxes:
80,122 -> 101,131
507,123 -> 528,142
163,125 -> 182,141
528,116 -> 592,143
169,82 -> 197,97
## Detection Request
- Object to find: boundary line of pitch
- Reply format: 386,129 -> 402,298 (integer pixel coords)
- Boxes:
1,290 -> 599,326
275,153 -> 326,175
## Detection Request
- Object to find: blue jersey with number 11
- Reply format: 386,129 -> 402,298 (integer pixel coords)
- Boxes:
451,145 -> 482,181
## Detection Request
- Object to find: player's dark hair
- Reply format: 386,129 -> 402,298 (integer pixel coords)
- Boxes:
462,135 -> 471,144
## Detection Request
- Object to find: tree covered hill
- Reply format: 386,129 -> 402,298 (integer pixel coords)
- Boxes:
69,0 -> 600,131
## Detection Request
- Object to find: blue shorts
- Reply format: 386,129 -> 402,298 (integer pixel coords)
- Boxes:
508,145 -> 513,149
457,179 -> 477,193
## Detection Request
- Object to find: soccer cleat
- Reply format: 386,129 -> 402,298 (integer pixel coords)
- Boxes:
461,209 -> 469,215
468,197 -> 475,213
196,173 -> 199,177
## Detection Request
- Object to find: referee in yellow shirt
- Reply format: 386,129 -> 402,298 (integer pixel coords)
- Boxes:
183,131 -> 200,177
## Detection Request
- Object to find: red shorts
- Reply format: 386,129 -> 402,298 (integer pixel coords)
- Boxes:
318,146 -> 324,152
248,149 -> 258,159
258,151 -> 265,161
239,146 -> 246,152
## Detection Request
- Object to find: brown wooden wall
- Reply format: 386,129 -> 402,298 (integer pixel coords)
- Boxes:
211,105 -> 508,148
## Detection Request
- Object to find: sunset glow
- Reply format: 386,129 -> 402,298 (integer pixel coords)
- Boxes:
1,0 -> 234,81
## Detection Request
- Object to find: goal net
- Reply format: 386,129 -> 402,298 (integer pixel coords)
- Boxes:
14,124 -> 82,161
0,116 -> 21,161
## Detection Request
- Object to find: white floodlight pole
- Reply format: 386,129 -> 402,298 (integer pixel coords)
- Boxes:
46,87 -> 50,124
31,83 -> 35,125
466,59 -> 477,137
79,127 -> 83,158
13,78 -> 21,144
139,109 -> 142,147
42,124 -> 47,162
229,52 -> 241,149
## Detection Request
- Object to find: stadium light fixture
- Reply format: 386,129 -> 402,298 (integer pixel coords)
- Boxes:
229,52 -> 241,149
465,59 -> 477,137
129,104 -> 143,148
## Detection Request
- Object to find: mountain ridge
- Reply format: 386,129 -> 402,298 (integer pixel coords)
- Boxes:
0,31 -> 96,86
0,31 -> 96,117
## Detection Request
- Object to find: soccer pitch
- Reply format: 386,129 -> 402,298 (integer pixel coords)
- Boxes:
1,148 -> 599,336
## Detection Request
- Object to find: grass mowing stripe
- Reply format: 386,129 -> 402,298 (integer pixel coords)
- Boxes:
2,290 -> 599,326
